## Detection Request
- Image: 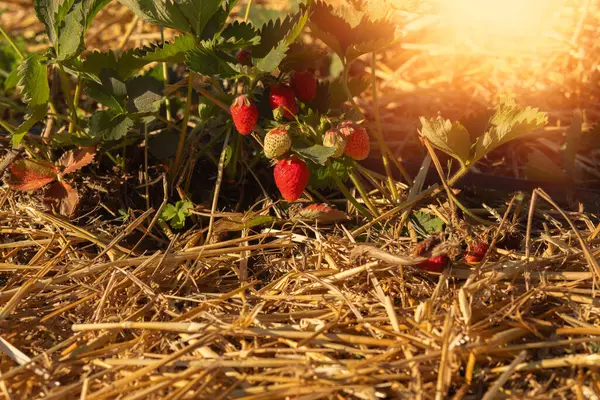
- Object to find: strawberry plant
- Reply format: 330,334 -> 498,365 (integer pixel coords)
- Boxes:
1,0 -> 549,226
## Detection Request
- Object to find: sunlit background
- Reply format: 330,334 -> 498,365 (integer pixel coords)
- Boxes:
438,0 -> 565,54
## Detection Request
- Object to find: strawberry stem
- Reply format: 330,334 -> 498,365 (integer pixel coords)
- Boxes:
57,65 -> 78,135
327,161 -> 371,219
172,73 -> 194,183
0,22 -> 24,60
348,170 -> 380,217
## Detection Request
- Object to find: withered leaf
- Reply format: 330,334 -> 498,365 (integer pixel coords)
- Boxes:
44,181 -> 79,217
58,146 -> 97,176
6,159 -> 57,191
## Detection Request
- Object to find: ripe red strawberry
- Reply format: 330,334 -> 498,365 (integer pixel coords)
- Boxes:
417,255 -> 448,273
338,121 -> 370,160
264,126 -> 291,159
323,129 -> 346,158
291,71 -> 317,103
230,95 -> 258,135
273,155 -> 310,201
465,242 -> 488,264
236,49 -> 252,66
269,84 -> 298,120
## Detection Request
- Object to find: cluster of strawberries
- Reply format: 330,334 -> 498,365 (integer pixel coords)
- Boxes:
229,68 -> 371,202
417,241 -> 489,273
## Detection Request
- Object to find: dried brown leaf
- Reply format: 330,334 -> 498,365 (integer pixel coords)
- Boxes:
44,181 -> 79,217
58,147 -> 96,176
292,204 -> 349,224
6,159 -> 57,191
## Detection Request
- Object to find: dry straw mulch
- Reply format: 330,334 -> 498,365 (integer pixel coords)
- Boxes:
1,0 -> 600,399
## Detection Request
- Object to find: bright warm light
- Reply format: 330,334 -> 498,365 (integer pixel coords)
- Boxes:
439,0 -> 563,54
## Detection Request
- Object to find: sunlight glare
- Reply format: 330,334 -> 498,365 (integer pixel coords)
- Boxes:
439,0 -> 562,53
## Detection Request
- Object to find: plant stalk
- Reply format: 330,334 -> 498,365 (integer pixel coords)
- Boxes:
371,52 -> 400,199
0,22 -> 24,60
244,0 -> 253,22
328,161 -> 371,219
348,170 -> 380,217
172,73 -> 194,183
161,27 -> 172,122
57,64 -> 78,131
206,127 -> 232,243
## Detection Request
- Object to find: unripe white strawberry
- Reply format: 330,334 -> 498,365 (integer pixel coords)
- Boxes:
323,129 -> 346,158
264,126 -> 292,159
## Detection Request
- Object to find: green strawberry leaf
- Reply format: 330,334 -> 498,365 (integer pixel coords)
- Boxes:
419,117 -> 471,166
279,43 -> 327,72
117,35 -> 195,80
126,75 -> 164,113
186,43 -> 238,78
57,2 -> 85,61
88,110 -> 134,141
77,51 -> 118,79
160,204 -> 178,220
293,143 -> 336,166
85,81 -> 124,111
410,211 -> 444,237
148,130 -> 179,160
220,21 -> 260,49
254,11 -> 308,73
308,157 -> 352,190
118,0 -> 230,37
308,1 -> 353,58
160,200 -> 193,229
99,69 -> 127,99
473,98 -> 547,161
35,0 -> 110,60
17,54 -> 49,108
328,76 -> 369,110
12,105 -> 47,146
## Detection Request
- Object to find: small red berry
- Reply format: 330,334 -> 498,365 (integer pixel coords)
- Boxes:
465,242 -> 488,264
338,121 -> 370,160
230,95 -> 258,135
417,255 -> 448,273
236,49 -> 252,66
269,84 -> 298,120
273,155 -> 310,201
291,71 -> 317,103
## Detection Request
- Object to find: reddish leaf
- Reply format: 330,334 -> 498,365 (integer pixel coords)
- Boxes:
292,203 -> 349,224
58,146 -> 96,176
6,159 -> 57,191
44,181 -> 79,217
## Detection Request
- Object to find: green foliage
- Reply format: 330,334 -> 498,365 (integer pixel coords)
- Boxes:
118,0 -> 236,38
420,98 -> 547,166
35,0 -> 110,60
473,98 -> 547,161
293,143 -> 337,165
88,111 -> 134,141
160,200 -> 193,229
186,44 -> 238,78
419,117 -> 471,166
220,21 -> 260,49
253,11 -> 308,73
308,0 -> 396,62
328,76 -> 369,110
308,157 -> 353,190
85,80 -> 124,111
118,35 -> 195,79
126,75 -> 164,113
410,211 -> 444,237
13,54 -> 50,145
17,54 -> 49,107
